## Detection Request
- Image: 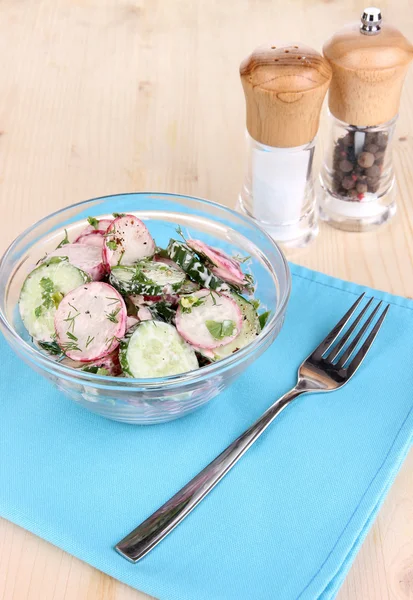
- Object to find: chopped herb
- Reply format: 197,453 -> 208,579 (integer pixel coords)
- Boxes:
205,319 -> 235,340
39,277 -> 57,310
209,291 -> 218,306
112,212 -> 126,218
82,365 -> 110,376
60,341 -> 81,353
68,302 -> 78,312
85,335 -> 95,348
45,256 -> 68,266
40,277 -> 54,294
176,225 -> 187,241
34,306 -> 43,318
56,229 -> 70,249
106,307 -> 121,323
63,308 -> 80,333
117,250 -> 125,266
258,311 -> 270,330
51,291 -> 64,308
150,301 -> 175,323
38,341 -> 63,356
105,335 -> 120,347
232,253 -> 251,264
106,240 -> 118,251
132,267 -> 151,284
244,273 -> 255,293
179,295 -> 205,313
87,216 -> 99,229
251,299 -> 260,311
106,297 -> 121,306
66,331 -> 78,341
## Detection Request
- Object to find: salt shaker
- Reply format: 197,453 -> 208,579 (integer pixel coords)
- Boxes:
319,8 -> 413,231
238,44 -> 332,247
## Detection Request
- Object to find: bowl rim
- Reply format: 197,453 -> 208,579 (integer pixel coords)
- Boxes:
0,191 -> 291,387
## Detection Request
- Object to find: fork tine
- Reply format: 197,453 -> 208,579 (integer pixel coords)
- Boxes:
336,300 -> 383,368
311,293 -> 365,360
325,297 -> 374,363
346,305 -> 389,376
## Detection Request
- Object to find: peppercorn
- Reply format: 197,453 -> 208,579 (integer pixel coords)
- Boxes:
339,159 -> 353,173
357,152 -> 375,168
342,176 -> 356,190
356,182 -> 368,194
366,164 -> 381,178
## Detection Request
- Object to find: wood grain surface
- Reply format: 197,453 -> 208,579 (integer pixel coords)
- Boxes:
1,0 -> 413,598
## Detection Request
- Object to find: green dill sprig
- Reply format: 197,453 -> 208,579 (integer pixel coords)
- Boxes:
232,253 -> 251,264
106,297 -> 121,306
106,307 -> 121,323
56,229 -> 70,249
85,335 -> 95,348
176,225 -> 187,242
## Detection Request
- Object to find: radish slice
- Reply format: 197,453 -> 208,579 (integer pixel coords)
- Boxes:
154,255 -> 181,269
176,289 -> 242,349
75,231 -> 105,248
137,307 -> 153,321
46,243 -> 106,281
81,350 -> 122,376
187,239 -> 247,286
211,266 -> 246,288
55,282 -> 126,361
127,315 -> 140,330
77,218 -> 113,238
103,215 -> 155,268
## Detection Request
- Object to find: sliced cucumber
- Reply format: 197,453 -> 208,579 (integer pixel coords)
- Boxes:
213,292 -> 260,360
110,261 -> 186,296
109,266 -> 136,295
120,321 -> 198,378
167,240 -> 224,290
19,258 -> 90,341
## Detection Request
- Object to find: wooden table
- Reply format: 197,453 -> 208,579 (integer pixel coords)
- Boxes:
1,1 -> 413,598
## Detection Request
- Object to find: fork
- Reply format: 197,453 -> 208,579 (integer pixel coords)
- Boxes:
115,293 -> 389,563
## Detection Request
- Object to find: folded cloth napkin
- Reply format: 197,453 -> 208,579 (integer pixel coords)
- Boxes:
1,263 -> 413,600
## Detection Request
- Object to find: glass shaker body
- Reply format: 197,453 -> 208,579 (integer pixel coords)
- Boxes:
238,133 -> 318,248
319,113 -> 397,231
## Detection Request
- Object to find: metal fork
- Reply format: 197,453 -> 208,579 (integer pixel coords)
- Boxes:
115,293 -> 389,563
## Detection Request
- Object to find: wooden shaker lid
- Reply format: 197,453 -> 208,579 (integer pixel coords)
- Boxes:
323,13 -> 413,126
240,43 -> 332,148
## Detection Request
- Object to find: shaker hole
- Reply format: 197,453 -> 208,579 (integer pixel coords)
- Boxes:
284,50 -> 289,53
293,45 -> 299,49
297,56 -> 302,59
274,58 -> 279,62
271,46 -> 276,49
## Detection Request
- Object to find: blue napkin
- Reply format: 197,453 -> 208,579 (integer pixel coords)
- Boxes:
1,263 -> 413,600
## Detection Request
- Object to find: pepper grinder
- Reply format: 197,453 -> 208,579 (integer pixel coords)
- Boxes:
238,43 -> 332,247
319,7 -> 413,231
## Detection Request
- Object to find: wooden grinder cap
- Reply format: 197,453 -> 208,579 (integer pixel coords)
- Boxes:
323,8 -> 413,126
240,43 -> 332,148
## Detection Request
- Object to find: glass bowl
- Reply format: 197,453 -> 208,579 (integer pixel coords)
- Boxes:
0,193 -> 291,424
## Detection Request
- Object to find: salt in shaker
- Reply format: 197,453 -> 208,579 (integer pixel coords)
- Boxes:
238,43 -> 332,247
319,7 -> 413,231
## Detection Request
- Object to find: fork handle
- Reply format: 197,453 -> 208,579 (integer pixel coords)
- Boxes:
115,387 -> 304,563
